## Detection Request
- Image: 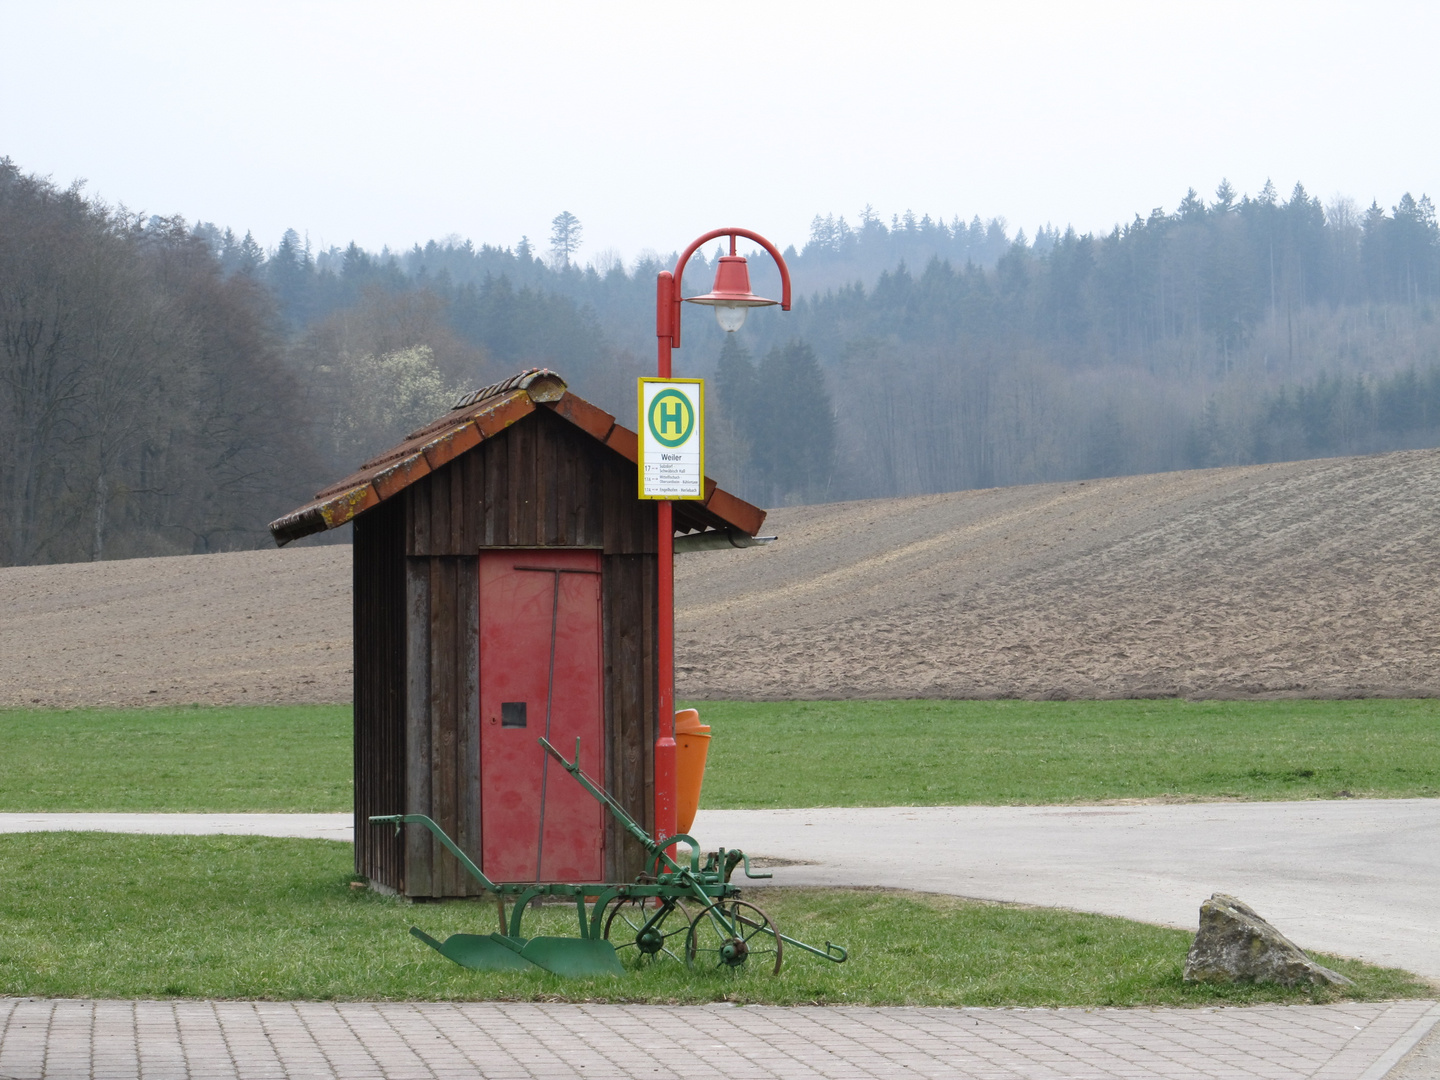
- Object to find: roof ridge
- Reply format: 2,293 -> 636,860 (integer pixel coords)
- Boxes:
451,367 -> 561,411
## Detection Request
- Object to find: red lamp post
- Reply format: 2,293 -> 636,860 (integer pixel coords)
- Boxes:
652,228 -> 792,845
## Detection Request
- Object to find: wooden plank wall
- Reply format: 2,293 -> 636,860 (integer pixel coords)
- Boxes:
352,497 -> 407,892
404,555 -> 482,897
395,409 -> 658,895
408,408 -> 656,558
601,553 -> 657,881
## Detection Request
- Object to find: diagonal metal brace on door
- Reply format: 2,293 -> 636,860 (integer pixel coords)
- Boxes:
513,564 -> 602,883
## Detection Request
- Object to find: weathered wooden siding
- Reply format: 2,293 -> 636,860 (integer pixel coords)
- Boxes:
407,408 -> 653,557
352,497 -> 407,892
369,408 -> 658,895
602,553 -> 657,881
403,554 -> 482,897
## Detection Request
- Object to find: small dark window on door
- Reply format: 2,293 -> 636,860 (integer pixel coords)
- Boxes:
501,702 -> 527,728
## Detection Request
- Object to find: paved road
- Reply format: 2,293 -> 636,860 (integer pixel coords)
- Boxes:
692,799 -> 1440,981
2,997 -> 1437,1080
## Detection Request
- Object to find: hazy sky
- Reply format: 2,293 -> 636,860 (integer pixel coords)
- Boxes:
4,1 -> 1438,264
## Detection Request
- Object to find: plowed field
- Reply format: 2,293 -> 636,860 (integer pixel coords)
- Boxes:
4,448 -> 1438,706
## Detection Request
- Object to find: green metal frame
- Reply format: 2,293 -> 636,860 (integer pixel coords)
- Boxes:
370,736 -> 847,976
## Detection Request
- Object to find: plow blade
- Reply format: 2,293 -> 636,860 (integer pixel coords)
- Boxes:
409,927 -> 537,972
518,936 -> 625,977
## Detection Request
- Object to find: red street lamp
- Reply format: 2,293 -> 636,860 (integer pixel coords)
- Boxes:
686,252 -> 780,332
652,228 -> 792,846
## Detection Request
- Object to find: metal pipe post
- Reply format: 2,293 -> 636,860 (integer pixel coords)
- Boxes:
653,271 -> 677,846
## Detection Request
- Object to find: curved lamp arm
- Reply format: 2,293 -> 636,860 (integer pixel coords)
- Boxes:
656,227 -> 792,349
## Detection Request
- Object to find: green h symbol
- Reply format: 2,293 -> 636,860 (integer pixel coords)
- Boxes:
649,388 -> 694,447
659,399 -> 684,437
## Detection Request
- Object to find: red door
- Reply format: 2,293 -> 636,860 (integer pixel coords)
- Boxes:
479,549 -> 604,882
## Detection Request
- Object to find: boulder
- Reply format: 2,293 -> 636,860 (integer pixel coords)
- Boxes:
1183,893 -> 1354,987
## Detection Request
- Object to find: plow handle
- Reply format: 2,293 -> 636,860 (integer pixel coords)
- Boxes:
368,814 -> 500,893
539,737 -> 691,874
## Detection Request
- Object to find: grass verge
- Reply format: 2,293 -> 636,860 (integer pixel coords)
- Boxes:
0,833 -> 1426,1006
693,698 -> 1440,807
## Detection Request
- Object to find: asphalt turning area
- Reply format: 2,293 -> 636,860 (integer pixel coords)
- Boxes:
692,798 -> 1440,982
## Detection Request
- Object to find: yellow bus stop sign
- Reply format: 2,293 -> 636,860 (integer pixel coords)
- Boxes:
638,378 -> 704,499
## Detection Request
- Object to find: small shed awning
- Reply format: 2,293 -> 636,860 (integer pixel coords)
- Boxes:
268,368 -> 766,547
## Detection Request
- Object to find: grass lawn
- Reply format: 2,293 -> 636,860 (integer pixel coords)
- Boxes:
0,705 -> 350,812
695,698 -> 1440,807
0,833 -> 1424,1006
2,698 -> 1437,813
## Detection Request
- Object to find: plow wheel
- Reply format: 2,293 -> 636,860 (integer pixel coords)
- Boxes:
602,897 -> 693,966
685,900 -> 783,975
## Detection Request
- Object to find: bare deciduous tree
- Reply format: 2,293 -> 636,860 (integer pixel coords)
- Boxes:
0,160 -> 316,565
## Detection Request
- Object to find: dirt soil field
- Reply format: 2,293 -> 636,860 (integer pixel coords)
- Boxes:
0,547 -> 352,708
3,448 -> 1439,706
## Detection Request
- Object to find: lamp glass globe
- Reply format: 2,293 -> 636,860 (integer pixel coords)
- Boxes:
714,303 -> 748,333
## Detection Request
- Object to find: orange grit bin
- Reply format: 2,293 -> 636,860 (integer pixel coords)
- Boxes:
673,709 -> 711,835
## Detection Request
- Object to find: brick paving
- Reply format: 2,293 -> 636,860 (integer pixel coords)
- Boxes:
1,998 -> 1436,1080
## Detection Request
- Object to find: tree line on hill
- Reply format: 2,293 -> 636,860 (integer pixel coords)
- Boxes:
3,155 -> 1440,565
776,182 -> 1440,498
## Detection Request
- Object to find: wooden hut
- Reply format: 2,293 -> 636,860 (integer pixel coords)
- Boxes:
269,368 -> 765,898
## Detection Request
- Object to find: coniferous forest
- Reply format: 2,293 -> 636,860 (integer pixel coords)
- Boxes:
3,155 -> 1439,565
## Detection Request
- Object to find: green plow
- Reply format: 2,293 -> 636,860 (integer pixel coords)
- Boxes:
371,737 -> 847,978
